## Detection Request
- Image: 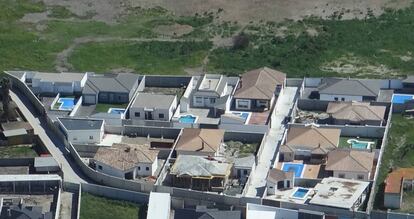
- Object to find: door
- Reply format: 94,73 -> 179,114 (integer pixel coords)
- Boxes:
145,111 -> 153,120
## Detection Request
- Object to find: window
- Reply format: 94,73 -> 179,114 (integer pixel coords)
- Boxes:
243,170 -> 248,175
357,175 -> 364,180
135,112 -> 140,117
237,100 -> 249,109
73,137 -> 77,141
98,165 -> 102,170
89,136 -> 93,140
138,166 -> 141,170
146,167 -> 149,171
334,97 -> 339,101
210,98 -> 216,104
341,97 -> 345,101
338,174 -> 345,178
159,113 -> 165,119
195,97 -> 203,104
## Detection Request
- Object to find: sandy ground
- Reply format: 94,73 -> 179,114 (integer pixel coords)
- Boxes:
27,0 -> 412,24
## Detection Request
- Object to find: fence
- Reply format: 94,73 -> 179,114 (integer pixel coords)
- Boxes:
144,75 -> 191,87
366,104 -> 394,213
70,96 -> 83,117
0,158 -> 34,166
54,188 -> 62,219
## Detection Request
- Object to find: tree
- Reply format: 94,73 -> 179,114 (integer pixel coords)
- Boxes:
232,33 -> 249,50
0,77 -> 11,120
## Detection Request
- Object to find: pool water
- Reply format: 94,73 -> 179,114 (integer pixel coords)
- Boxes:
292,188 -> 309,199
58,98 -> 75,111
232,112 -> 250,122
392,94 -> 414,104
348,139 -> 372,149
108,108 -> 125,115
282,163 -> 304,178
179,115 -> 197,124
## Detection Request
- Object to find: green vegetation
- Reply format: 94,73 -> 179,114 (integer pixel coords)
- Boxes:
374,114 -> 414,211
208,7 -> 414,77
338,136 -> 379,149
95,103 -> 128,113
224,141 -> 258,158
47,5 -> 76,19
80,193 -> 144,219
400,191 -> 414,213
0,145 -> 37,158
70,41 -> 211,74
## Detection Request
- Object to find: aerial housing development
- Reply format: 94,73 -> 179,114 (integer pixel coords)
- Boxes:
1,66 -> 414,219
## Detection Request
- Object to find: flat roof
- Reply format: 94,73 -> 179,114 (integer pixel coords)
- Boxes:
33,72 -> 85,83
0,174 -> 61,182
147,192 -> 170,219
3,128 -> 27,137
58,118 -> 104,131
199,74 -> 222,92
309,177 -> 370,209
131,93 -> 176,109
34,157 -> 59,168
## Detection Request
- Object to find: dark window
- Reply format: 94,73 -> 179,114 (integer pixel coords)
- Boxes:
98,165 -> 102,170
357,175 -> 364,180
339,174 -> 345,178
138,166 -> 141,170
341,98 -> 345,101
159,113 -> 165,119
89,136 -> 93,140
135,112 -> 140,117
146,167 -> 149,171
334,97 -> 339,101
243,170 -> 248,175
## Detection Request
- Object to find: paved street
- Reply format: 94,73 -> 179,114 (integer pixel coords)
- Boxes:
245,86 -> 298,197
10,89 -> 87,184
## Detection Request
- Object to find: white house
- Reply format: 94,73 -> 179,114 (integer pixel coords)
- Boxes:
129,93 -> 177,121
325,149 -> 375,181
317,78 -> 381,102
192,74 -> 228,108
233,155 -> 255,184
57,118 -> 104,145
93,143 -> 159,179
28,72 -> 87,94
266,169 -> 294,195
147,192 -> 171,219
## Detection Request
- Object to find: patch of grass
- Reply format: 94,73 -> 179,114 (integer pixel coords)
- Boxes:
95,103 -> 128,113
374,114 -> 414,210
69,41 -> 212,74
399,191 -> 414,213
0,145 -> 37,158
80,193 -> 142,219
208,6 -> 414,77
224,141 -> 258,158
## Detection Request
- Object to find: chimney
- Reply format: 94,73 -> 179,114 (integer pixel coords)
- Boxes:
208,80 -> 212,89
239,79 -> 242,89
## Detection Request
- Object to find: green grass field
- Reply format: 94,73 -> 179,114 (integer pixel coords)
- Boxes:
1,0 -> 414,77
80,193 -> 144,219
0,145 -> 37,158
374,114 -> 414,212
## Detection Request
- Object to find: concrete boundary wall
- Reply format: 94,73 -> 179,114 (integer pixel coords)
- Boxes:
54,188 -> 61,219
144,75 -> 191,87
70,96 -> 83,117
0,158 -> 34,166
286,78 -> 304,87
366,104 -> 394,213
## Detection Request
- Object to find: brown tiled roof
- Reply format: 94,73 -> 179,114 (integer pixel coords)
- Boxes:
93,143 -> 159,171
325,149 -> 374,173
385,168 -> 414,194
285,125 -> 341,153
267,169 -> 294,183
327,102 -> 386,122
234,67 -> 286,100
175,128 -> 225,153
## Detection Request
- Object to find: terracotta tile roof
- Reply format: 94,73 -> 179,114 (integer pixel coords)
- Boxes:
385,168 -> 414,194
325,149 -> 375,173
234,67 -> 286,100
327,101 -> 386,122
93,143 -> 159,171
175,128 -> 225,154
284,124 -> 341,153
267,169 -> 294,183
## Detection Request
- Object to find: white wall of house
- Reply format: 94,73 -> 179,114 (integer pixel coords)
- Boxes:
193,95 -> 218,108
64,124 -> 104,144
384,193 -> 402,209
95,159 -> 157,179
136,160 -> 157,176
267,181 -> 277,195
333,170 -> 370,181
130,97 -> 177,121
95,160 -> 125,178
83,94 -> 97,105
320,94 -> 363,102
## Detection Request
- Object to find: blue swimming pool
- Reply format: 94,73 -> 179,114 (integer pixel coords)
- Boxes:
108,108 -> 125,115
179,115 -> 197,124
392,94 -> 414,104
347,139 -> 372,149
57,98 -> 75,111
292,188 -> 310,199
232,112 -> 250,122
282,163 -> 304,178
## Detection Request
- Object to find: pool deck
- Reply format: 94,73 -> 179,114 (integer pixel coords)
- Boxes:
248,111 -> 270,125
276,161 -> 321,179
265,186 -> 313,204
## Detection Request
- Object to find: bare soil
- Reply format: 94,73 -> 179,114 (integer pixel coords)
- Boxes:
153,23 -> 193,37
